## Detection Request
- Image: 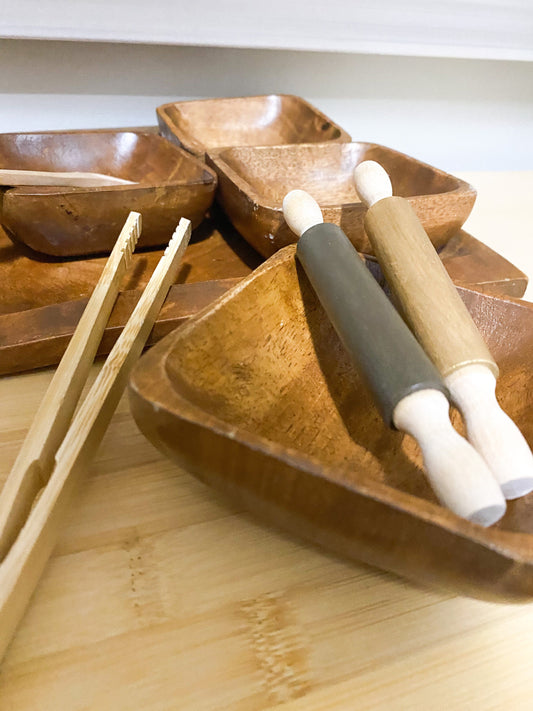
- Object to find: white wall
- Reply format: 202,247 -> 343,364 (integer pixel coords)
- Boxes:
0,39 -> 532,172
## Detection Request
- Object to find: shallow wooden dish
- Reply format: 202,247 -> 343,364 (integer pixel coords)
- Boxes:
130,245 -> 533,601
156,95 -> 351,160
0,129 -> 217,256
208,142 -> 476,258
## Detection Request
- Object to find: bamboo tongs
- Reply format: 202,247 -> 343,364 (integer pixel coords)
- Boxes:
0,212 -> 192,661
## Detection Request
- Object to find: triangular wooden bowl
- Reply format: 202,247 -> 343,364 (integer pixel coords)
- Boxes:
129,245 -> 533,601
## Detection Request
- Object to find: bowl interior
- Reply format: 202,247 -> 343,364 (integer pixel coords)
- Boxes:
0,131 -> 213,186
161,95 -> 344,150
215,143 -> 462,206
164,248 -> 533,535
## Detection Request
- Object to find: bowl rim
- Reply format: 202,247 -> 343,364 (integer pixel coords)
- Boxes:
156,93 -> 352,157
0,128 -> 218,194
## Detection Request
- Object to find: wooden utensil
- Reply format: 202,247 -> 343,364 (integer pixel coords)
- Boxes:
283,189 -> 505,526
354,160 -> 533,499
0,217 -> 191,662
0,212 -> 141,560
0,168 -> 135,187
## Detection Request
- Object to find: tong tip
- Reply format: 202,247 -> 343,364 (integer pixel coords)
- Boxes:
121,212 -> 142,268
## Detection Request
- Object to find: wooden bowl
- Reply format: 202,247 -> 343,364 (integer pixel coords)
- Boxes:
130,245 -> 533,601
0,129 -> 217,257
207,142 -> 476,258
156,95 -> 351,160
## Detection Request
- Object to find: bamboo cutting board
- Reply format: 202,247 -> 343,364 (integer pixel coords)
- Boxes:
2,367 -> 533,710
1,173 -> 533,710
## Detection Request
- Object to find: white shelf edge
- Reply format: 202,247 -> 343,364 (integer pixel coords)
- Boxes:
2,0 -> 533,64
2,31 -> 533,62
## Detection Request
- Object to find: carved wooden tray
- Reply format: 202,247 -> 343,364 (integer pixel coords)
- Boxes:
0,214 -> 526,376
0,207 -> 260,374
0,205 -> 526,377
130,245 -> 533,601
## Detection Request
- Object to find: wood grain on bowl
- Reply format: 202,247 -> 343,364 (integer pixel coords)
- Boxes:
129,245 -> 533,601
156,95 -> 351,160
0,206 -> 262,375
207,142 -> 476,258
0,207 -> 261,316
0,129 -> 216,256
0,217 -> 526,375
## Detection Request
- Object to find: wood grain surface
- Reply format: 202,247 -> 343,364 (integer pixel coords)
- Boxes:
208,142 -> 476,257
0,212 -> 140,560
1,173 -> 533,710
1,366 -> 533,710
0,206 -> 259,315
0,218 -> 192,663
0,207 -> 525,375
0,129 -> 216,256
364,196 -> 497,377
129,244 -> 533,599
0,206 -> 262,374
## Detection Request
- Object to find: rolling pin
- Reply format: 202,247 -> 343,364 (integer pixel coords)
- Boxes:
283,189 -> 505,526
353,160 -> 533,499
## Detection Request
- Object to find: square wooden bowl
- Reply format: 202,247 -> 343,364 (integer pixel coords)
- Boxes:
156,95 -> 351,160
130,246 -> 533,601
0,129 -> 217,257
207,142 -> 476,257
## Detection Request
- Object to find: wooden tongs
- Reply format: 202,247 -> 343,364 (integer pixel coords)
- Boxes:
0,211 -> 192,661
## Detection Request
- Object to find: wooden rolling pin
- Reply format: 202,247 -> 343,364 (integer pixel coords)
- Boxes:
354,160 -> 533,499
283,189 -> 505,526
0,169 -> 134,187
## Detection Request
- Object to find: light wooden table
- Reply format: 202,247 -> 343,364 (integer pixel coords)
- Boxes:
1,173 -> 533,711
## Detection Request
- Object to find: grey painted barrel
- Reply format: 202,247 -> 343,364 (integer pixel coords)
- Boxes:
297,223 -> 447,426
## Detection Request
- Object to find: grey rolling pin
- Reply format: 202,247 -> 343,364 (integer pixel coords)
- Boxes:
283,189 -> 505,526
353,160 -> 533,500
